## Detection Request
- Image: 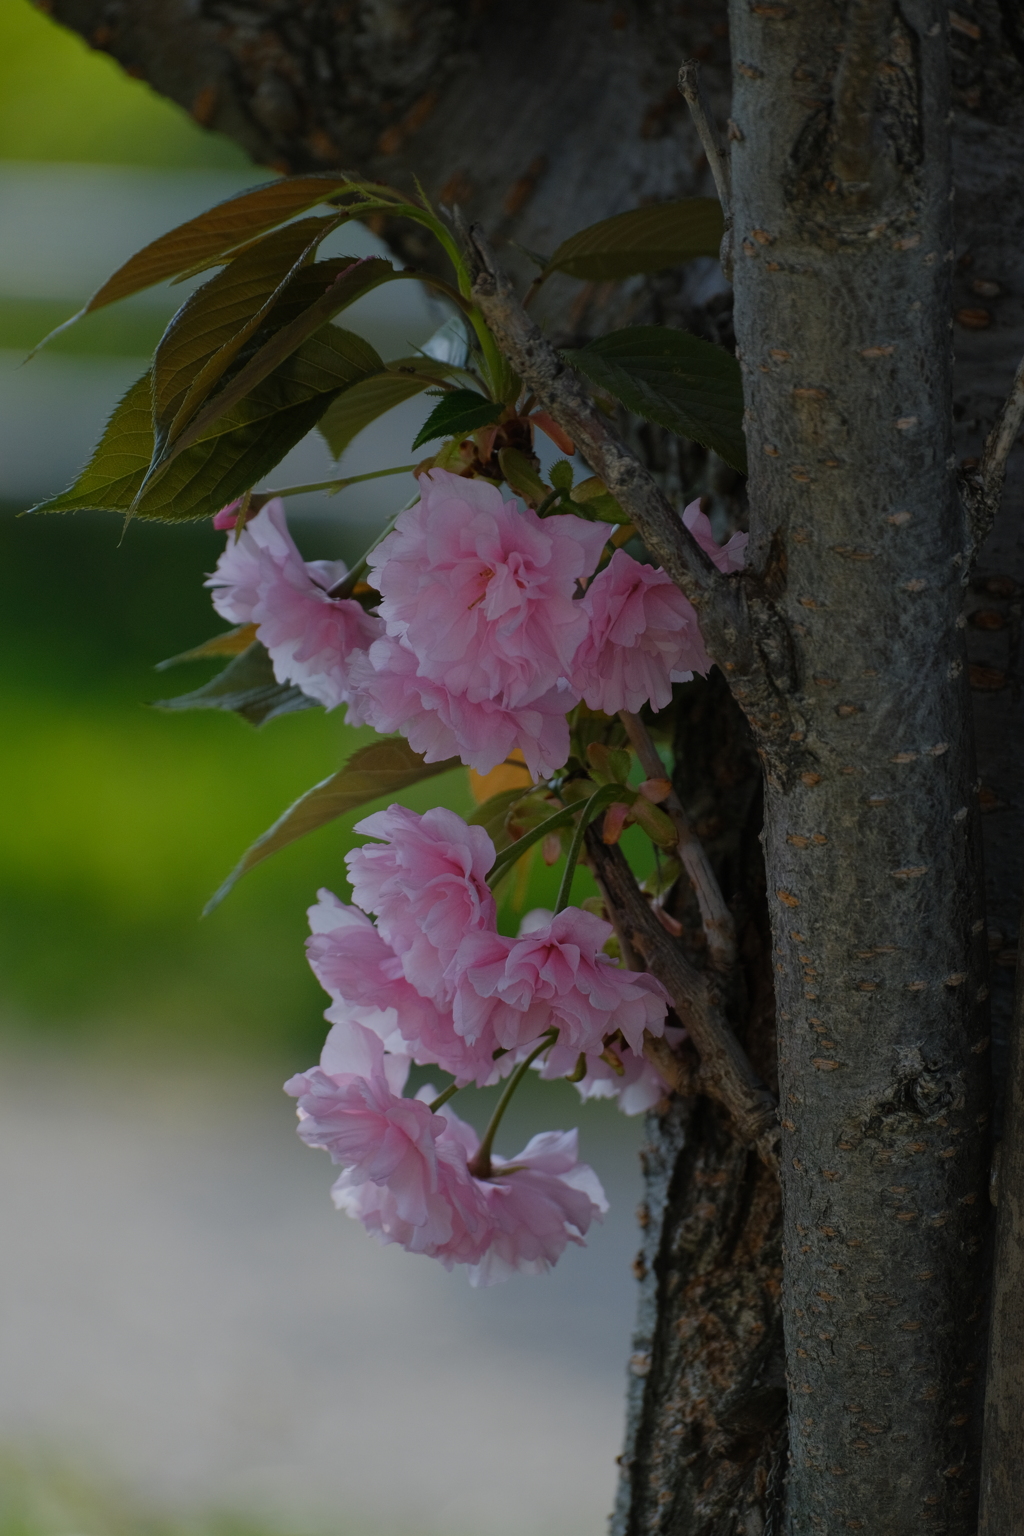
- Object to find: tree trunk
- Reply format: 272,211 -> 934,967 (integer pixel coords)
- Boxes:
39,1 -> 1024,1530
729,0 -> 991,1528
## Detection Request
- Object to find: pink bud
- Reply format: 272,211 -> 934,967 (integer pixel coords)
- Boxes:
212,498 -> 245,530
602,801 -> 631,845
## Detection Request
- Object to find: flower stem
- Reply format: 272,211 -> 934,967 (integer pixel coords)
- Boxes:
429,1082 -> 460,1113
263,464 -> 415,501
553,784 -> 626,914
468,1032 -> 556,1179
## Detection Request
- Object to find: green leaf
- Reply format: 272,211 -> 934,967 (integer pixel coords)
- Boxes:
546,199 -> 724,281
203,738 -> 461,913
563,326 -> 747,474
155,624 -> 258,670
35,174 -> 359,348
411,389 -> 502,451
317,356 -> 460,460
152,216 -> 341,456
150,641 -> 319,726
30,372 -> 154,514
33,326 -> 384,522
136,327 -> 382,519
144,260 -> 392,485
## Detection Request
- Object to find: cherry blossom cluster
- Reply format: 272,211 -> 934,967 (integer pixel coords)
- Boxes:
208,469 -> 746,777
209,468 -> 746,1279
285,804 -> 674,1281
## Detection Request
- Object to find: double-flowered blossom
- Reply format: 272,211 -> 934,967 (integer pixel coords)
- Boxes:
206,498 -> 381,709
345,804 -> 496,1000
354,470 -> 608,776
286,1018 -> 607,1283
305,887 -> 505,1087
572,550 -> 713,715
452,906 -> 670,1067
570,502 -> 747,715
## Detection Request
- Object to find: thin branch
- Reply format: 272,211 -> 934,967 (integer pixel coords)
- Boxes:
619,710 -> 737,971
970,349 -> 1024,550
676,60 -> 731,210
585,827 -> 779,1168
677,60 -> 732,281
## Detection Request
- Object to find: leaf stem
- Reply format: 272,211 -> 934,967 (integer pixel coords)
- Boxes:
468,1032 -> 557,1179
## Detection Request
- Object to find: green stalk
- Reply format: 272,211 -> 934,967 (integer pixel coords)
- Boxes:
336,190 -> 511,402
429,1082 -> 460,1113
553,785 -> 622,914
328,489 -> 422,600
468,1032 -> 557,1180
263,464 -> 415,501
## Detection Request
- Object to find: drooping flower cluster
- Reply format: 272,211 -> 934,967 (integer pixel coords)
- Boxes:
286,804 -> 673,1280
207,472 -> 747,778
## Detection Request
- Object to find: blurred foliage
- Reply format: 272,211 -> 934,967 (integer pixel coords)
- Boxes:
0,297 -> 169,358
0,1452 -> 384,1536
0,2 -> 250,168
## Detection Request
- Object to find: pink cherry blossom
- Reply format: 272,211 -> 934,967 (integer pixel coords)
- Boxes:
284,1019 -> 461,1240
206,498 -> 381,710
333,1101 -> 607,1284
212,498 -> 247,530
353,469 -> 606,774
682,498 -> 748,574
571,549 -> 713,715
468,1127 -> 608,1286
452,906 -> 670,1061
346,805 -> 497,999
370,469 -> 607,701
543,1024 -> 687,1115
346,633 -> 573,779
305,889 -> 506,1087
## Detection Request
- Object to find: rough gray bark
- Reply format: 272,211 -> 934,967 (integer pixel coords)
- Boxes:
36,0 -> 1024,1531
729,0 -> 991,1527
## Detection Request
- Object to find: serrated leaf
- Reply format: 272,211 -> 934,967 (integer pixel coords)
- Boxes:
136,327 -> 382,520
155,624 -> 258,670
411,389 -> 502,451
34,326 -> 383,522
563,326 -> 747,474
37,174 -> 359,348
317,356 -> 459,459
151,641 -> 319,726
30,373 -> 154,514
145,259 -> 392,486
203,738 -> 461,912
547,200 -> 724,281
153,216 -> 341,456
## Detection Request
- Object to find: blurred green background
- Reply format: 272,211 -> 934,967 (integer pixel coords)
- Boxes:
0,0 -> 591,1066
